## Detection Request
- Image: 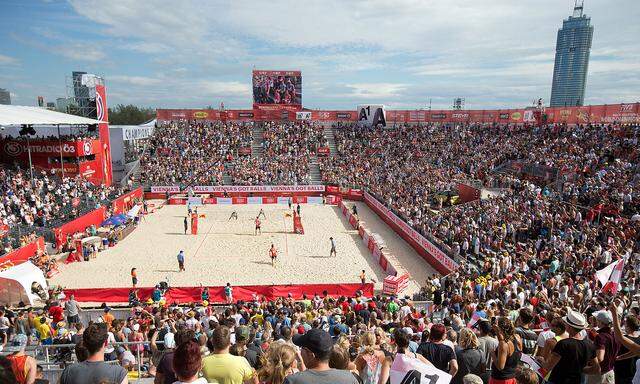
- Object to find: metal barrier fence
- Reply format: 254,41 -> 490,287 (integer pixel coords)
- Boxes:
1,339 -> 163,384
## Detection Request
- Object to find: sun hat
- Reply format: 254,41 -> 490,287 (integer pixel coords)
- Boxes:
562,308 -> 587,330
593,310 -> 613,325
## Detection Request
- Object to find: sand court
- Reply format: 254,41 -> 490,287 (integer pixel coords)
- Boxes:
50,202 -> 435,294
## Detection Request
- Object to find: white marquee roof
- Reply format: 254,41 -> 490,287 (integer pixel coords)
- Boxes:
0,105 -> 105,126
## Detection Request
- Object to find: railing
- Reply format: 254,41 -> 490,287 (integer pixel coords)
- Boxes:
0,339 -> 165,384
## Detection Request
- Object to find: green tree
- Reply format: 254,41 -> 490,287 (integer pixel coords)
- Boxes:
107,104 -> 156,125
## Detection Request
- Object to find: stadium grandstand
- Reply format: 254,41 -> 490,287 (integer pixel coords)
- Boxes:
1,2 -> 640,384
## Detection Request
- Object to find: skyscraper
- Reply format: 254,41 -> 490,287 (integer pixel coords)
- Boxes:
0,88 -> 10,105
550,1 -> 594,107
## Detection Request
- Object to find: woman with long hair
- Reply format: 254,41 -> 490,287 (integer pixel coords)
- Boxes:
355,332 -> 386,384
257,343 -> 298,384
452,328 -> 485,384
490,317 -> 522,384
378,329 -> 432,384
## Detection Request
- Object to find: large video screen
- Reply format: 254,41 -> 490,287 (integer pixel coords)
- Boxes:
252,70 -> 302,106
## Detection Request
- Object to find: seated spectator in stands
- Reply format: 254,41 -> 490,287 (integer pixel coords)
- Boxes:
59,323 -> 128,384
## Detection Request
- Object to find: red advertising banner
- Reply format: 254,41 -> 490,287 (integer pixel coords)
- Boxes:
95,84 -> 112,185
192,185 -> 325,193
158,103 -> 640,124
0,237 -> 45,264
65,282 -> 374,304
317,147 -> 330,156
112,187 -> 143,215
55,206 -> 106,242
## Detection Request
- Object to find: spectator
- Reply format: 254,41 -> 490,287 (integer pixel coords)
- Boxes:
172,339 -> 208,384
59,323 -> 127,384
285,328 -> 359,384
202,326 -> 257,384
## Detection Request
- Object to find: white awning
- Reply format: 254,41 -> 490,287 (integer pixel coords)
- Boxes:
0,261 -> 48,305
0,105 -> 106,126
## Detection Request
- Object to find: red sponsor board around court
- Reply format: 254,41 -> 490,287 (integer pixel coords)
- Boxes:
112,187 -> 143,215
364,192 -> 458,274
65,282 -> 374,304
0,237 -> 45,264
158,102 -> 639,124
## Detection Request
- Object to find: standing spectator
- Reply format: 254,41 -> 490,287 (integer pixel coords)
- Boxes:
490,317 -> 522,384
587,310 -> 620,384
172,340 -> 208,384
155,329 -> 193,384
515,308 -> 538,356
258,343 -> 298,384
543,309 -> 600,384
452,328 -> 485,384
202,326 -> 257,384
477,319 -> 498,377
5,336 -> 37,384
59,323 -> 127,384
285,328 -> 358,384
417,324 -> 458,376
64,295 -> 81,325
613,315 -> 640,384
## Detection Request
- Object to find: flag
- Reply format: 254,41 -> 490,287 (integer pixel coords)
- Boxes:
389,353 -> 452,384
602,258 -> 625,295
466,312 -> 482,328
595,260 -> 618,287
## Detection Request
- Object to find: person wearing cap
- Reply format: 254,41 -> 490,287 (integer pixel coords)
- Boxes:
202,326 -> 258,384
284,328 -> 358,384
5,334 -> 37,384
231,326 -> 259,369
543,309 -> 600,384
586,310 -> 620,384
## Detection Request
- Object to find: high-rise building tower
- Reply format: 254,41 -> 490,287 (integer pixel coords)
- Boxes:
0,88 -> 10,105
550,0 -> 593,107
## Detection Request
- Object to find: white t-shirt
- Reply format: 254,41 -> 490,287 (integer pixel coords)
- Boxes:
104,332 -> 116,354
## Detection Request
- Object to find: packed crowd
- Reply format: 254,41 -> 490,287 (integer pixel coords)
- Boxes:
0,166 -> 123,256
2,271 -> 640,384
230,122 -> 326,185
140,121 -> 253,186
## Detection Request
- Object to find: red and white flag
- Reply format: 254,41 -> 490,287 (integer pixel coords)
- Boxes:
597,258 -> 626,295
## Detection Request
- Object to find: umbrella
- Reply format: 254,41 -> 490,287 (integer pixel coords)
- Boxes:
101,214 -> 128,227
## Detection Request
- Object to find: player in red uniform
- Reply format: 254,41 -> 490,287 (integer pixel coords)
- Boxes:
255,217 -> 262,235
269,244 -> 278,267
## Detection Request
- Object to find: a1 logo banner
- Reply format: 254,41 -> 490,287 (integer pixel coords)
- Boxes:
390,354 -> 452,384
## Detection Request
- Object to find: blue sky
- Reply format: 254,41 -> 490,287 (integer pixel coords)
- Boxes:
1,0 -> 639,110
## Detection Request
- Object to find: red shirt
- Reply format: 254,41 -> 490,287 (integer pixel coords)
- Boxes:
49,306 -> 64,323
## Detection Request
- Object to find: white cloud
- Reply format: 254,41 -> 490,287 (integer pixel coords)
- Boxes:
58,0 -> 640,108
0,54 -> 19,65
345,83 -> 408,99
109,75 -> 163,86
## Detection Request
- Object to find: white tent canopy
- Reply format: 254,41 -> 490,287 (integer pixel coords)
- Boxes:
0,105 -> 105,126
0,261 -> 48,305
